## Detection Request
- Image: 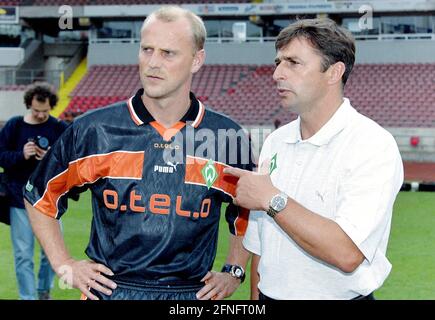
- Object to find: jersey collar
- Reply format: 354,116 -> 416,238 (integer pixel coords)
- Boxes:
284,98 -> 353,146
127,88 -> 205,128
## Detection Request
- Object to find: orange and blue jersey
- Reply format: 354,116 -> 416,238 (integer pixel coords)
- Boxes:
24,89 -> 253,286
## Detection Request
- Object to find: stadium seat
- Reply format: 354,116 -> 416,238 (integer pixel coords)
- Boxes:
59,63 -> 435,128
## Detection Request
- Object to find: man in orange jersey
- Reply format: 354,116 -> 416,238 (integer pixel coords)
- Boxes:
24,7 -> 253,300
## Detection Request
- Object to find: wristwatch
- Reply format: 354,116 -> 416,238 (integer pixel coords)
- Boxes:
221,264 -> 245,283
267,192 -> 288,218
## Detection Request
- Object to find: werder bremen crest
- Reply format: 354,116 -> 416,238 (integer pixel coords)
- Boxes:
270,153 -> 278,174
201,159 -> 218,189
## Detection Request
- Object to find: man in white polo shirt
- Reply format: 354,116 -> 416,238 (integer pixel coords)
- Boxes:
224,18 -> 403,300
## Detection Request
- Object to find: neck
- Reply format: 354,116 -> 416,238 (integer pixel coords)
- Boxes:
24,113 -> 48,125
299,93 -> 344,140
142,92 -> 191,128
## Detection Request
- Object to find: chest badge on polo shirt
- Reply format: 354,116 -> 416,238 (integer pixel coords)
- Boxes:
270,153 -> 278,174
25,181 -> 34,192
201,159 -> 218,189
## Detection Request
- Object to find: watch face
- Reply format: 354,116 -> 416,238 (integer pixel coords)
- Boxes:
231,266 -> 243,279
234,268 -> 242,277
271,195 -> 286,211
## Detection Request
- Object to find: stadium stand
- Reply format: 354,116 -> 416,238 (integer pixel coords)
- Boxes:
59,63 -> 435,128
12,0 -> 252,5
1,0 -> 434,163
0,1 -> 20,5
61,64 -> 282,125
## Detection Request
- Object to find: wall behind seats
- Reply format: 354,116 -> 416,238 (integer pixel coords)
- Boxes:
88,42 -> 276,66
88,40 -> 435,66
356,40 -> 435,64
0,90 -> 26,122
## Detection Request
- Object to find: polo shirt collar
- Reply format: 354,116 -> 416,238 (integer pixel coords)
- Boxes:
284,98 -> 352,146
127,88 -> 205,127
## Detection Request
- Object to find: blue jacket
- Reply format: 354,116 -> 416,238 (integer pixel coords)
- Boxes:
0,115 -> 68,208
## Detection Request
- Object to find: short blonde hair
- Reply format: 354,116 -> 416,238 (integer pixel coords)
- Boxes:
141,6 -> 206,52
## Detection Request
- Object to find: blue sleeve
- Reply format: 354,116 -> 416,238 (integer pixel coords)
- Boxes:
0,117 -> 25,169
23,123 -> 79,219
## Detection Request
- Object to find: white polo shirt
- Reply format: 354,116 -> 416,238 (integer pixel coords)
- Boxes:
243,98 -> 403,299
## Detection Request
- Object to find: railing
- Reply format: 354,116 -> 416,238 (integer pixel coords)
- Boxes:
89,33 -> 435,44
1,68 -> 62,89
353,33 -> 435,41
205,37 -> 276,43
89,38 -> 140,44
89,36 -> 276,44
1,41 -> 87,88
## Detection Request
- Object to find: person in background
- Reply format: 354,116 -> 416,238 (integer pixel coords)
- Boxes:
0,82 -> 68,300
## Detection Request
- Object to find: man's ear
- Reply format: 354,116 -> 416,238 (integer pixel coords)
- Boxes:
327,61 -> 346,86
191,49 -> 205,74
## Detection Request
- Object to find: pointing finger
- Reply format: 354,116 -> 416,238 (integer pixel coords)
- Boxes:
223,167 -> 249,178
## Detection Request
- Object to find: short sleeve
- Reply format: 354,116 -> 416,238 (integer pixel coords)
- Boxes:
242,210 -> 263,255
23,124 -> 79,219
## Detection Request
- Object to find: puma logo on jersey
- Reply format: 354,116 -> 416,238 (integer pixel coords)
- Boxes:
153,162 -> 180,174
167,161 -> 179,171
154,165 -> 174,174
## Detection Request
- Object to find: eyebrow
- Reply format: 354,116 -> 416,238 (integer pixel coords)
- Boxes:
275,56 -> 301,65
161,48 -> 177,53
141,45 -> 178,54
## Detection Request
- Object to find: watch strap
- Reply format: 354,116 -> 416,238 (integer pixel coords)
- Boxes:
266,207 -> 278,218
221,264 -> 245,283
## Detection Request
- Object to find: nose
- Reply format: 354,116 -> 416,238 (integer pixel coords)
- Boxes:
273,63 -> 285,82
148,51 -> 161,68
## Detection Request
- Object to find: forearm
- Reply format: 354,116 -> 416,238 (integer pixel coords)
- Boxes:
225,234 -> 251,269
25,199 -> 72,273
250,254 -> 260,300
273,198 -> 364,273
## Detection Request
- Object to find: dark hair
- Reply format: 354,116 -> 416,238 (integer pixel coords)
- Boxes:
276,18 -> 355,86
24,82 -> 59,109
274,118 -> 281,129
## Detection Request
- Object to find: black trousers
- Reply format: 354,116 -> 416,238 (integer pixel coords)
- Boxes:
258,290 -> 375,300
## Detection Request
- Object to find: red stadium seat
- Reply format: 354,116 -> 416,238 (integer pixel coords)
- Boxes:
61,63 -> 435,127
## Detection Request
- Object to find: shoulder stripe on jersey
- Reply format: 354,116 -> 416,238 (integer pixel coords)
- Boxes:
184,155 -> 249,235
34,151 -> 144,218
191,101 -> 205,128
184,155 -> 237,197
127,97 -> 143,126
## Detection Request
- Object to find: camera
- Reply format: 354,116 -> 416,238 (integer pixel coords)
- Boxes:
28,136 -> 50,150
